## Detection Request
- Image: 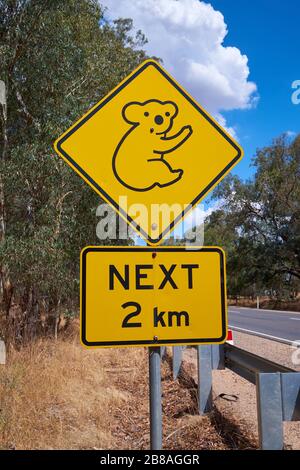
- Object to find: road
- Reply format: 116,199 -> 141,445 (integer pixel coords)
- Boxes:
228,306 -> 300,343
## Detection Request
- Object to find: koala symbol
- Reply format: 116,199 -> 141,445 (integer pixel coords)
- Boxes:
112,99 -> 193,191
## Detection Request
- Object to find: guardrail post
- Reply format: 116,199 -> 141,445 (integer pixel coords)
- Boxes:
160,346 -> 166,359
281,372 -> 300,421
172,346 -> 182,380
211,344 -> 225,369
149,347 -> 162,450
256,372 -> 283,450
197,345 -> 213,414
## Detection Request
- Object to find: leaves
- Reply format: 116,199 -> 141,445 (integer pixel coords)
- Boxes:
0,0 -> 146,339
205,134 -> 300,299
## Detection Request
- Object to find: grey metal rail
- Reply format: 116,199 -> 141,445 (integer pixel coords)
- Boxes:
174,344 -> 300,450
224,344 -> 293,384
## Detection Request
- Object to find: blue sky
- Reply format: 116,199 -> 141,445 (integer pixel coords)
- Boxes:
103,0 -> 300,182
210,0 -> 300,180
101,0 -> 300,241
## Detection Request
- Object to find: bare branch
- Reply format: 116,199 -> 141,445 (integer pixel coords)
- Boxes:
54,191 -> 73,240
12,79 -> 41,130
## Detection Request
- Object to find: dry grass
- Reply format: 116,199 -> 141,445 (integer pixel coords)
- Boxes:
0,334 -> 143,450
0,330 -> 256,450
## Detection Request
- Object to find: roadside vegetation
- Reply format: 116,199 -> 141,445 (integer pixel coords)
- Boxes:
0,0 -> 147,345
0,0 -> 298,452
205,134 -> 300,306
0,330 -> 256,450
0,2 -> 299,351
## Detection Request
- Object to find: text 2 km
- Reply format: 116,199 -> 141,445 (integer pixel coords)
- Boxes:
109,263 -> 200,329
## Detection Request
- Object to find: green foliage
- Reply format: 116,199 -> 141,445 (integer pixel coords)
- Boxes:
0,0 -> 148,339
205,134 -> 300,299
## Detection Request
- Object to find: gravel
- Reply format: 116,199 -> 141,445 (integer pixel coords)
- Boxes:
184,332 -> 300,450
232,330 -> 300,371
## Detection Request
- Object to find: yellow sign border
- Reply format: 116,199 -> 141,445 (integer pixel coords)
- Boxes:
54,60 -> 243,245
80,245 -> 227,348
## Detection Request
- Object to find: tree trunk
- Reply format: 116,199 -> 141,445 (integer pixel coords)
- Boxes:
54,299 -> 61,340
0,80 -> 12,319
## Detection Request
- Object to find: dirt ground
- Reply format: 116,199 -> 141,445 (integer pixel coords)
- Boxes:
0,335 -> 257,450
1,330 -> 298,450
184,332 -> 300,450
108,348 -> 256,450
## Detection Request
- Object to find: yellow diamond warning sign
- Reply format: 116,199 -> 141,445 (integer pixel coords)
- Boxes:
54,60 -> 243,245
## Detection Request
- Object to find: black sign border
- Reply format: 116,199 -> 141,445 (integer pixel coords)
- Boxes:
55,60 -> 242,245
81,246 -> 227,347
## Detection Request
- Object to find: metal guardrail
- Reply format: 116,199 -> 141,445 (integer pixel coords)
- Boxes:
171,343 -> 300,450
224,344 -> 293,384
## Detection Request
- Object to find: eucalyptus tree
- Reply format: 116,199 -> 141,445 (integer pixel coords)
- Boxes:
205,134 -> 300,301
0,0 -> 147,341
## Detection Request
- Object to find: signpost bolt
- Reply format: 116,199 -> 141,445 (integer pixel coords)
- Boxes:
151,223 -> 157,230
153,336 -> 158,341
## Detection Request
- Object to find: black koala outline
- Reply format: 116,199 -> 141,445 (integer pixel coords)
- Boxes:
112,99 -> 193,192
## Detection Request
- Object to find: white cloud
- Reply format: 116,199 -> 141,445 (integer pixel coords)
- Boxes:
214,112 -> 237,140
285,130 -> 296,138
172,199 -> 223,238
101,0 -> 257,136
133,201 -> 223,244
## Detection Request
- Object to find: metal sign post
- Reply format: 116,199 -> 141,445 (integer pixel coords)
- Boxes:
149,346 -> 162,450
